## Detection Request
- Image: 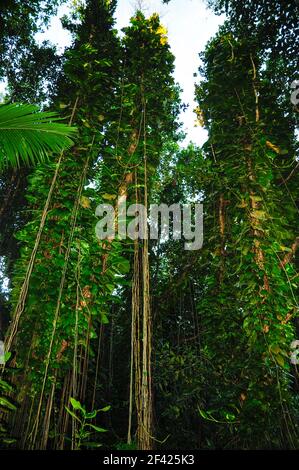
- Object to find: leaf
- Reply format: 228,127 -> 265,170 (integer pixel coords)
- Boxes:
0,396 -> 17,411
99,405 -> 111,412
2,438 -> 17,444
80,196 -> 91,209
85,410 -> 97,419
116,260 -> 130,274
249,195 -> 262,203
266,140 -> 280,154
279,245 -> 292,252
270,345 -> 281,355
0,379 -> 13,393
4,351 -> 11,363
86,424 -> 107,433
198,409 -> 209,420
70,397 -> 84,412
275,355 -> 285,367
0,103 -> 77,170
224,412 -> 236,421
100,312 -> 109,324
81,118 -> 91,128
102,193 -> 117,200
237,199 -> 247,208
156,24 -> 168,45
250,210 -> 266,220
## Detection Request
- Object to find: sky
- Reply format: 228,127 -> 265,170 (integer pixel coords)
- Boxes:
1,0 -> 225,146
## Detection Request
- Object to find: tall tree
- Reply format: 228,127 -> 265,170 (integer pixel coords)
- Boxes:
195,31 -> 298,448
4,0 -> 121,450
0,0 -> 69,342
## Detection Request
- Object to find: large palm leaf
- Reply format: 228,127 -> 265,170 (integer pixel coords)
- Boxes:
0,103 -> 77,170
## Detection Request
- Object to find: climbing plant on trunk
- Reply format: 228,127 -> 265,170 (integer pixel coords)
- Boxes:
4,0 -> 122,450
195,32 -> 298,448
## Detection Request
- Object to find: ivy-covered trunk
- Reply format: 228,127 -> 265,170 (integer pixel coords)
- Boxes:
196,34 -> 299,448
97,12 -> 180,450
5,0 -> 122,450
4,4 -> 180,450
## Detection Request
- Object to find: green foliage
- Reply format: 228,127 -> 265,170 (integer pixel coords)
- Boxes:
194,31 -> 298,448
0,356 -> 17,447
115,441 -> 137,450
198,408 -> 238,424
0,1 -> 67,103
0,103 -> 77,170
65,397 -> 109,449
1,0 -> 298,453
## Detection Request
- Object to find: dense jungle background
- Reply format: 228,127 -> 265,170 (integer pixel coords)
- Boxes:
0,0 -> 298,450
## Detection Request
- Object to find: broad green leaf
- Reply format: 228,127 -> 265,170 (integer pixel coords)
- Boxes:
85,410 -> 97,419
70,397 -> 84,412
99,405 -> 111,412
4,351 -> 12,363
86,424 -> 107,432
